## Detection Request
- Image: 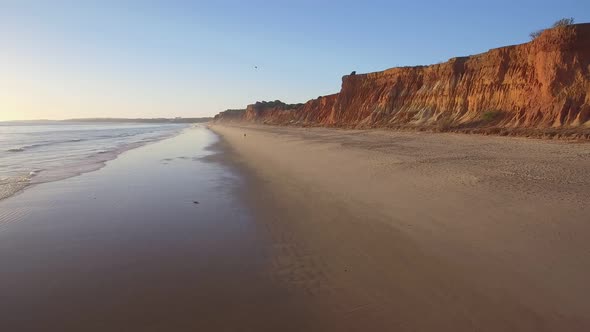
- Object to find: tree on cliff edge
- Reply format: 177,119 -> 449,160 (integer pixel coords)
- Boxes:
552,17 -> 575,28
530,17 -> 575,40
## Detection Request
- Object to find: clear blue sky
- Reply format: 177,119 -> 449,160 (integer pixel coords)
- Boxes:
1,0 -> 588,120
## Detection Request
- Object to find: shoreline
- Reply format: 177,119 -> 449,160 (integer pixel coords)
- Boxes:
0,125 -> 189,202
209,123 -> 590,330
1,126 -> 316,331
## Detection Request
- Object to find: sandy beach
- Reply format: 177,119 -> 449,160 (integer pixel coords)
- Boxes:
2,123 -> 589,331
211,124 -> 590,331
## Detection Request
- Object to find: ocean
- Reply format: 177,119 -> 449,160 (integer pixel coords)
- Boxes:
0,122 -> 187,200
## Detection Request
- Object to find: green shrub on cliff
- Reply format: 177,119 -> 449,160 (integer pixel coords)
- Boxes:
530,17 -> 575,40
529,29 -> 544,40
254,100 -> 303,110
552,17 -> 575,28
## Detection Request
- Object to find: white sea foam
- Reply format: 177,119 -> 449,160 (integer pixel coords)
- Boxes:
0,122 -> 186,200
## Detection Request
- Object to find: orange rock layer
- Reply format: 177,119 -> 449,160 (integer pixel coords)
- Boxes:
214,24 -> 590,137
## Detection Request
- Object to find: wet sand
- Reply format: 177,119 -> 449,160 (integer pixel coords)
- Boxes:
211,124 -> 590,331
0,127 -> 313,331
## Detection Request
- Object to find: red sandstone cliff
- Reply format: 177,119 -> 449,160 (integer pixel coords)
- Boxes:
213,109 -> 246,122
214,24 -> 590,137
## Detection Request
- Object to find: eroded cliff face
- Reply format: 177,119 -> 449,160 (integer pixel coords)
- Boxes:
214,24 -> 590,137
213,109 -> 246,122
242,102 -> 301,124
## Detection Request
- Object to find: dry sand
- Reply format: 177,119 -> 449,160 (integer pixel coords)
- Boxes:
211,124 -> 590,331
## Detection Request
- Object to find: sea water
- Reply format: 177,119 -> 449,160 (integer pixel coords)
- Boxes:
0,121 -> 186,200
